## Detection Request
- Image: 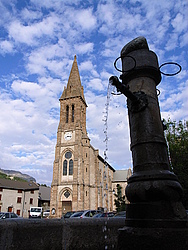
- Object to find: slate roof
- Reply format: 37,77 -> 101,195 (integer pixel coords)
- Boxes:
39,186 -> 51,201
113,169 -> 131,182
0,178 -> 39,191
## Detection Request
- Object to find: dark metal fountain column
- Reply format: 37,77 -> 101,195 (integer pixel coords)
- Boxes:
110,37 -> 187,249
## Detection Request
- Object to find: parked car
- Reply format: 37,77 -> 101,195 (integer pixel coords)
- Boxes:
93,212 -> 116,218
114,211 -> 126,218
70,211 -> 84,218
93,213 -> 104,218
80,210 -> 102,218
70,210 -> 100,218
0,212 -> 20,219
62,211 -> 76,218
43,209 -> 50,218
29,207 -> 42,219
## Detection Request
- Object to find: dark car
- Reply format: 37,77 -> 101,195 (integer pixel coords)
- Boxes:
70,211 -> 84,218
114,211 -> 126,218
93,212 -> 116,218
63,211 -> 76,218
0,212 -> 20,219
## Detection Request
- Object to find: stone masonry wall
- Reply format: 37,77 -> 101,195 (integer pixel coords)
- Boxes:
0,218 -> 125,250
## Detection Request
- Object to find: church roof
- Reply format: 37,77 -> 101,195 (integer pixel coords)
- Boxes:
98,155 -> 115,172
113,169 -> 132,182
60,55 -> 86,105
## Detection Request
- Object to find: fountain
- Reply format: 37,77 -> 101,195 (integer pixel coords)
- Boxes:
110,37 -> 188,249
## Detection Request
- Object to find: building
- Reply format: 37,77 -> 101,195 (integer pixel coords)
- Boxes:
112,169 -> 132,211
38,185 -> 51,211
0,179 -> 39,218
50,56 -> 131,218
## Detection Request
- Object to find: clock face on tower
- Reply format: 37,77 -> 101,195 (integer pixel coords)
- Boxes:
64,131 -> 72,141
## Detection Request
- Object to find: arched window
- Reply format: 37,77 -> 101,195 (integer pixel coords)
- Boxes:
63,160 -> 67,175
63,151 -> 74,176
72,104 -> 74,122
66,105 -> 69,123
69,159 -> 73,175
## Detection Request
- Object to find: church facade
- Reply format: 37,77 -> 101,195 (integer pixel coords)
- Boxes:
50,56 -> 131,218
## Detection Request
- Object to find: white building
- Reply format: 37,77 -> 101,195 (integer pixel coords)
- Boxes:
0,178 -> 39,218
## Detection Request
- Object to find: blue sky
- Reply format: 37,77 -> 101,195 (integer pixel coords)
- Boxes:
0,0 -> 187,185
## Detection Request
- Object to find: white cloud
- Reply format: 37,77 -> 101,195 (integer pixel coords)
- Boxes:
74,42 -> 94,54
88,78 -> 105,91
0,40 -> 14,54
171,13 -> 187,33
20,8 -> 43,21
75,8 -> 97,30
26,41 -> 72,76
8,15 -> 59,45
80,61 -> 99,77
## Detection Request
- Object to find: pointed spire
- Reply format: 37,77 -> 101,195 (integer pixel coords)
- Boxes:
67,54 -> 81,90
60,56 -> 86,104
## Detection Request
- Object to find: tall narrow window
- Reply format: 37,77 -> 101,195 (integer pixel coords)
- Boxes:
63,151 -> 74,176
63,160 -> 67,175
17,197 -> 22,203
69,159 -> 73,175
66,105 -> 69,123
72,104 -> 74,122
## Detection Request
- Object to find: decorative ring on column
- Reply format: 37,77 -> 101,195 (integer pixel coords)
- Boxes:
156,89 -> 160,96
114,55 -> 136,73
159,62 -> 181,76
111,90 -> 122,95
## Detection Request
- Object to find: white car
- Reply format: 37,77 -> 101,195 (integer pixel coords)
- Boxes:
43,209 -> 50,218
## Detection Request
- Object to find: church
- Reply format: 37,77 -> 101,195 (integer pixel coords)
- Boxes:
50,56 -> 132,218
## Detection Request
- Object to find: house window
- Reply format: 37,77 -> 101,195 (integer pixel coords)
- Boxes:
0,194 -> 1,201
17,197 -> 22,203
18,190 -> 22,193
17,210 -> 20,216
63,160 -> 67,175
66,105 -> 69,123
30,198 -> 33,205
30,190 -> 34,194
0,188 -> 2,192
72,104 -> 74,122
86,191 -> 87,196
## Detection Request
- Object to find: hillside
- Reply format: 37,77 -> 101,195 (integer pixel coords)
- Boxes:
0,168 -> 36,182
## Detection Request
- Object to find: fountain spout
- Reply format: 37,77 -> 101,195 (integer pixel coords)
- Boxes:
109,76 -> 148,112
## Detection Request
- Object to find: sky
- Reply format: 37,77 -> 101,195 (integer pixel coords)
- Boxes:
0,0 -> 187,186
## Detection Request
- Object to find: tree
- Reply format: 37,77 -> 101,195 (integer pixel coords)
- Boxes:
114,184 -> 126,212
165,119 -> 188,209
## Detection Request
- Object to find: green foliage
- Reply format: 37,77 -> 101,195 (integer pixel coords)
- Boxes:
165,119 -> 188,208
0,172 -> 27,182
114,184 -> 126,212
0,172 -> 8,179
13,176 -> 27,182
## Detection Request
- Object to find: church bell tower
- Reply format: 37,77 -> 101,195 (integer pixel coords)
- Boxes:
50,56 -> 92,217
